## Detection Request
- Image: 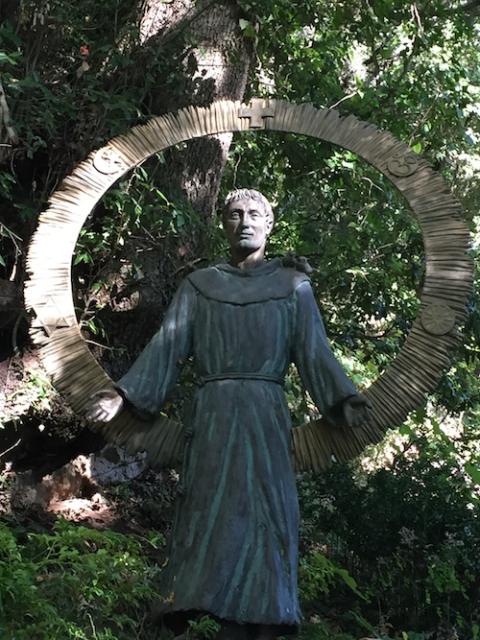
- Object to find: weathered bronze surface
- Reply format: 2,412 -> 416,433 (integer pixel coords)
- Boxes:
86,189 -> 369,636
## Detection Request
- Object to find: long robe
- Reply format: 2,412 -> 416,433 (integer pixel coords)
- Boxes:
117,258 -> 357,629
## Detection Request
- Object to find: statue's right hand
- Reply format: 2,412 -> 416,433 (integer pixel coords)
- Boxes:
86,388 -> 124,423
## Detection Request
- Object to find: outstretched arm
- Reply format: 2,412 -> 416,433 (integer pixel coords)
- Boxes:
87,278 -> 196,423
292,280 -> 370,428
116,278 -> 196,416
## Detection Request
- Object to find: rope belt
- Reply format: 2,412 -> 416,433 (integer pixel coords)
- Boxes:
198,372 -> 284,386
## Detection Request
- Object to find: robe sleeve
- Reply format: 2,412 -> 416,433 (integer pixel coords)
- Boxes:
292,280 -> 358,422
115,278 -> 196,416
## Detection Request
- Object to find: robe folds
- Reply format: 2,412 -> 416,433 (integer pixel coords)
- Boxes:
117,258 -> 357,630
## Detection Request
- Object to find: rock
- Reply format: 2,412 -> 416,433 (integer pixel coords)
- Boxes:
9,445 -> 146,512
90,444 -> 147,484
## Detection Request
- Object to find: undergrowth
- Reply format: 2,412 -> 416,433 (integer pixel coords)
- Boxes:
0,519 -> 164,639
2,434 -> 479,640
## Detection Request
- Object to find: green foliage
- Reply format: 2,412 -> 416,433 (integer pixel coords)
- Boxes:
299,550 -> 364,605
0,519 -> 163,639
296,418 -> 480,639
0,0 -> 191,279
76,157 -> 201,268
70,155 -> 207,360
187,615 -> 222,639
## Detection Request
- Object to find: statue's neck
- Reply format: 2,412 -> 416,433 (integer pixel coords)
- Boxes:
229,246 -> 266,270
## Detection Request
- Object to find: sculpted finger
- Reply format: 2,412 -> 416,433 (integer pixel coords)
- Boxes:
102,411 -> 113,422
89,407 -> 109,423
86,406 -> 99,419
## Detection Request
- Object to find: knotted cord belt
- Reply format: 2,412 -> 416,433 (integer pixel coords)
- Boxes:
198,372 -> 284,386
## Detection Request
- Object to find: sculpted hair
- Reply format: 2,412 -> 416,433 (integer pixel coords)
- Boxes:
223,188 -> 274,230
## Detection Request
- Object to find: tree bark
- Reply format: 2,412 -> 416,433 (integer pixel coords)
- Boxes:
140,0 -> 253,217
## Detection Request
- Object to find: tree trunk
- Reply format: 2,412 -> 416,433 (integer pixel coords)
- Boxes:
140,0 -> 253,217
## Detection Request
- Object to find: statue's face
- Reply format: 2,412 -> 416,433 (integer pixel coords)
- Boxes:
222,197 -> 271,253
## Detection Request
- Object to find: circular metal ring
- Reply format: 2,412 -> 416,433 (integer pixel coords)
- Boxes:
25,98 -> 473,468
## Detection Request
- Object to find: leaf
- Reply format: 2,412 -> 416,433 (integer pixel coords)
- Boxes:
0,51 -> 18,65
238,18 -> 256,38
464,462 -> 480,486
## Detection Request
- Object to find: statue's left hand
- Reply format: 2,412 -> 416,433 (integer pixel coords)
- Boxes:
341,394 -> 372,429
85,388 -> 124,424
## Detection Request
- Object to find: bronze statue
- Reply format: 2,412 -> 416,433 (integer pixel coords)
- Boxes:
87,189 -> 370,640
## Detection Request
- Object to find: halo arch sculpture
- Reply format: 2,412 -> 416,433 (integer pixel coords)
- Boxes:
25,98 -> 474,472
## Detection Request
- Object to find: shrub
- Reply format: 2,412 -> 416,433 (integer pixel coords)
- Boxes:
0,518 -> 164,639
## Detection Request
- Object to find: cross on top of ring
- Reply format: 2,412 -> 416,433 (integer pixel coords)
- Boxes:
238,99 -> 276,129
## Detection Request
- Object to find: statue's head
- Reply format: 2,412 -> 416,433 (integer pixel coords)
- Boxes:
222,188 -> 274,255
